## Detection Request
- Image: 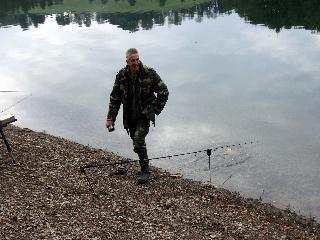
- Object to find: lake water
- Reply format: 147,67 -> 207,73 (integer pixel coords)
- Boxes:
1,0 -> 320,221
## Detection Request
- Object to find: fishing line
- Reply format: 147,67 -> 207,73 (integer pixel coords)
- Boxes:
0,94 -> 32,114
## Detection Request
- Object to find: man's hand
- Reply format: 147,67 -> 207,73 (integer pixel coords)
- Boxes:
106,119 -> 115,132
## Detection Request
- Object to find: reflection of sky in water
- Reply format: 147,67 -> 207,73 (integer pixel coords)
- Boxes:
1,14 -> 320,220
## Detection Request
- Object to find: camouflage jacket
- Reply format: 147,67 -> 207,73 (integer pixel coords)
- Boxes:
107,62 -> 169,129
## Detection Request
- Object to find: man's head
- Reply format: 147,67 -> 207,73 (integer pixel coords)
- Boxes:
126,48 -> 140,73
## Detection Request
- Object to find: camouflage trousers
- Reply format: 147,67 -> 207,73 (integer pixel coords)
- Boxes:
128,117 -> 150,154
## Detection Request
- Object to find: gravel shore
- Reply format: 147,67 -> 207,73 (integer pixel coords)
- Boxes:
0,125 -> 319,239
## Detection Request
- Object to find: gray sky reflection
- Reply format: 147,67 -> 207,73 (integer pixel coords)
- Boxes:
1,13 -> 320,220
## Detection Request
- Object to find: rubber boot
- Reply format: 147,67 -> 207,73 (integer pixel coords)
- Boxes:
137,149 -> 150,184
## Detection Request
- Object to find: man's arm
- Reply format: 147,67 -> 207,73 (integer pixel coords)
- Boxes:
151,70 -> 169,115
106,74 -> 122,128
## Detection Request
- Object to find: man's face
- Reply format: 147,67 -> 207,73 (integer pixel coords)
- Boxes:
126,53 -> 140,73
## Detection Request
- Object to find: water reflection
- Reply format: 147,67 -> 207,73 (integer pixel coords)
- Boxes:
0,0 -> 319,33
0,0 -> 216,31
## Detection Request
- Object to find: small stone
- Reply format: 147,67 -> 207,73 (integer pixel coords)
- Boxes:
165,199 -> 173,208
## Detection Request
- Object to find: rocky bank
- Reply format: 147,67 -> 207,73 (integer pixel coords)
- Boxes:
0,125 -> 319,239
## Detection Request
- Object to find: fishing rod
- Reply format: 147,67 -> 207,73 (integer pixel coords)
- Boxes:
80,141 -> 255,196
0,91 -> 24,93
81,141 -> 254,170
0,94 -> 32,114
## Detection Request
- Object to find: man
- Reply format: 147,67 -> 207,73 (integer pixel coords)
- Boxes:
106,48 -> 169,183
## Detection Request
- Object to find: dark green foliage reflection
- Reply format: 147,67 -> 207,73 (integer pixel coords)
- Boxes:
0,0 -> 319,33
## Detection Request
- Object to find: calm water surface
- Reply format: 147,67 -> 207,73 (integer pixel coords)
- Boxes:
1,0 -> 320,220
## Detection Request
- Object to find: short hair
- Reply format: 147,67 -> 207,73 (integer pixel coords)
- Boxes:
126,48 -> 138,59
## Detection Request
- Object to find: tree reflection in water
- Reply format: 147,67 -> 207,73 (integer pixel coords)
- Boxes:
0,0 -> 319,33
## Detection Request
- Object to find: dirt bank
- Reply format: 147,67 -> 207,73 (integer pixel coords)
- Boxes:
0,125 -> 319,239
